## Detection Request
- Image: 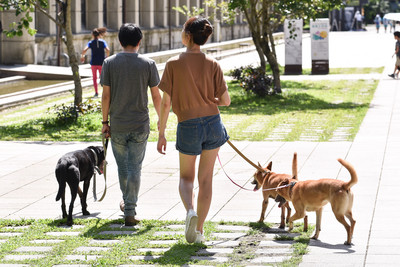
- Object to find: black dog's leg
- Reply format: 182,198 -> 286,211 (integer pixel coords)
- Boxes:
66,166 -> 80,226
67,183 -> 78,226
61,191 -> 67,219
81,180 -> 91,216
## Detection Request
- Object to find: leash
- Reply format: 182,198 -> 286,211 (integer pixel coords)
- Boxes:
98,134 -> 109,201
217,154 -> 295,192
217,155 -> 255,191
93,134 -> 108,202
226,140 -> 268,174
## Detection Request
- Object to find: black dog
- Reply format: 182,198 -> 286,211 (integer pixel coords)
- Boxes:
55,146 -> 105,225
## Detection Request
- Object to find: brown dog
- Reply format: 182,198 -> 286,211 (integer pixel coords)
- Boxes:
276,158 -> 357,245
251,153 -> 308,229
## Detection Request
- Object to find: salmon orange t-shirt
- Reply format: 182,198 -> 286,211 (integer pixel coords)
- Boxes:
158,52 -> 228,122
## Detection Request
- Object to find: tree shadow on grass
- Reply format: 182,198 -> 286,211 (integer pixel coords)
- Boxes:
221,92 -> 369,116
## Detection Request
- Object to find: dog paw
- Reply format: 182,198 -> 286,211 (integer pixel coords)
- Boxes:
344,241 -> 353,246
278,224 -> 285,229
82,211 -> 90,215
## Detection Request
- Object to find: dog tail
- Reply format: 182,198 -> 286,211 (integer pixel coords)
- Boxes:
55,165 -> 66,201
292,152 -> 298,179
338,158 -> 358,190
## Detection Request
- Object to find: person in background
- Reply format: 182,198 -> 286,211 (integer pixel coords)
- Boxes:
383,16 -> 389,33
81,28 -> 110,97
374,14 -> 382,33
157,17 -> 231,244
101,23 -> 161,226
388,31 -> 400,79
354,11 -> 362,31
97,27 -> 107,39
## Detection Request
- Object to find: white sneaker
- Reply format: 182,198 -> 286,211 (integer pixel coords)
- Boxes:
185,209 -> 198,243
194,230 -> 205,244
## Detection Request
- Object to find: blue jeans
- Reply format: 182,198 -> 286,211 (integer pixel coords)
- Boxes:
111,131 -> 149,217
176,114 -> 229,155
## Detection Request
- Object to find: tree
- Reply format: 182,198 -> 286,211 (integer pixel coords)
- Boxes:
0,0 -> 83,106
228,0 -> 344,93
363,0 -> 390,23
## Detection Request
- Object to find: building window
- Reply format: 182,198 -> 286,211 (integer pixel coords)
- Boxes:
103,0 -> 107,26
81,0 -> 86,30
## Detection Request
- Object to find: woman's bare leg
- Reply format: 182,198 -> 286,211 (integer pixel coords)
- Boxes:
179,153 -> 197,211
196,147 -> 219,233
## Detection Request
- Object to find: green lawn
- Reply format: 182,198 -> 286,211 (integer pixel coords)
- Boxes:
0,78 -> 378,143
0,218 -> 312,266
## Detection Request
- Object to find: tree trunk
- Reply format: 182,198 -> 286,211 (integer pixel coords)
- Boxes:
64,0 -> 82,106
251,35 -> 266,71
261,39 -> 281,94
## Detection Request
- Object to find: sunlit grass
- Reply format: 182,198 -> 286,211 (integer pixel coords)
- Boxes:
0,75 -> 378,142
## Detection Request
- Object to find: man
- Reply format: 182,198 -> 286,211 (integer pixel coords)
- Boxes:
101,23 -> 161,226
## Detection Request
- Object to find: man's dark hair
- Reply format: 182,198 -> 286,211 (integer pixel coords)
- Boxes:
394,31 -> 400,38
118,23 -> 142,47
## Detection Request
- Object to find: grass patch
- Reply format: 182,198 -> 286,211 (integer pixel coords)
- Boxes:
301,67 -> 384,75
0,218 -> 313,266
0,77 -> 378,142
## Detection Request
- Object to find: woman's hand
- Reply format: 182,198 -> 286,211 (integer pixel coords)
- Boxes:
157,135 -> 167,155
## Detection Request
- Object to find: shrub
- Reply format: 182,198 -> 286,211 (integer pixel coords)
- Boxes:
229,65 -> 274,97
49,98 -> 101,125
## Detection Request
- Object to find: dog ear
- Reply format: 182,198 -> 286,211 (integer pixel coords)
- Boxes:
267,161 -> 272,170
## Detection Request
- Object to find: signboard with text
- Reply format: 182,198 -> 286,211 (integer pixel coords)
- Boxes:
310,18 -> 329,74
284,19 -> 303,75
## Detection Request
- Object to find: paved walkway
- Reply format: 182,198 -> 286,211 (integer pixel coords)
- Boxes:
1,27 -> 400,266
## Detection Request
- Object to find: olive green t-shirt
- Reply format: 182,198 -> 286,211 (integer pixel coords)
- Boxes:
101,52 -> 160,133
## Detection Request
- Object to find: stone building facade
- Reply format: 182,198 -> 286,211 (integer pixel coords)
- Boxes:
0,0 -> 250,65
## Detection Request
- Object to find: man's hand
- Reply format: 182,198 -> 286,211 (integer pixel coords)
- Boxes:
102,125 -> 111,139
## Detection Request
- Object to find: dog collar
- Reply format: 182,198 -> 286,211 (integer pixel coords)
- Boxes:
89,148 -> 103,175
289,181 -> 297,198
89,148 -> 98,166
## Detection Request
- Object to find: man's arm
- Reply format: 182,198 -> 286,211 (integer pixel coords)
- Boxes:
101,85 -> 111,138
150,86 -> 162,129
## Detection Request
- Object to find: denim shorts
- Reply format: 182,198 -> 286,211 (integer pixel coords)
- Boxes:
176,114 -> 229,155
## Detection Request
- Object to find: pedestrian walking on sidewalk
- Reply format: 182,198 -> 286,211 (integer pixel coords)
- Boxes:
388,31 -> 400,79
374,14 -> 382,33
81,28 -> 110,97
383,17 -> 389,33
101,23 -> 162,227
157,17 -> 231,244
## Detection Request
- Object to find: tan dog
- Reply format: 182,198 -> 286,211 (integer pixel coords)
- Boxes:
252,153 -> 307,229
276,158 -> 357,245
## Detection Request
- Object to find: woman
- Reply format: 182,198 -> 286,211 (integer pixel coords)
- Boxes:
81,28 -> 110,97
157,17 -> 231,243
